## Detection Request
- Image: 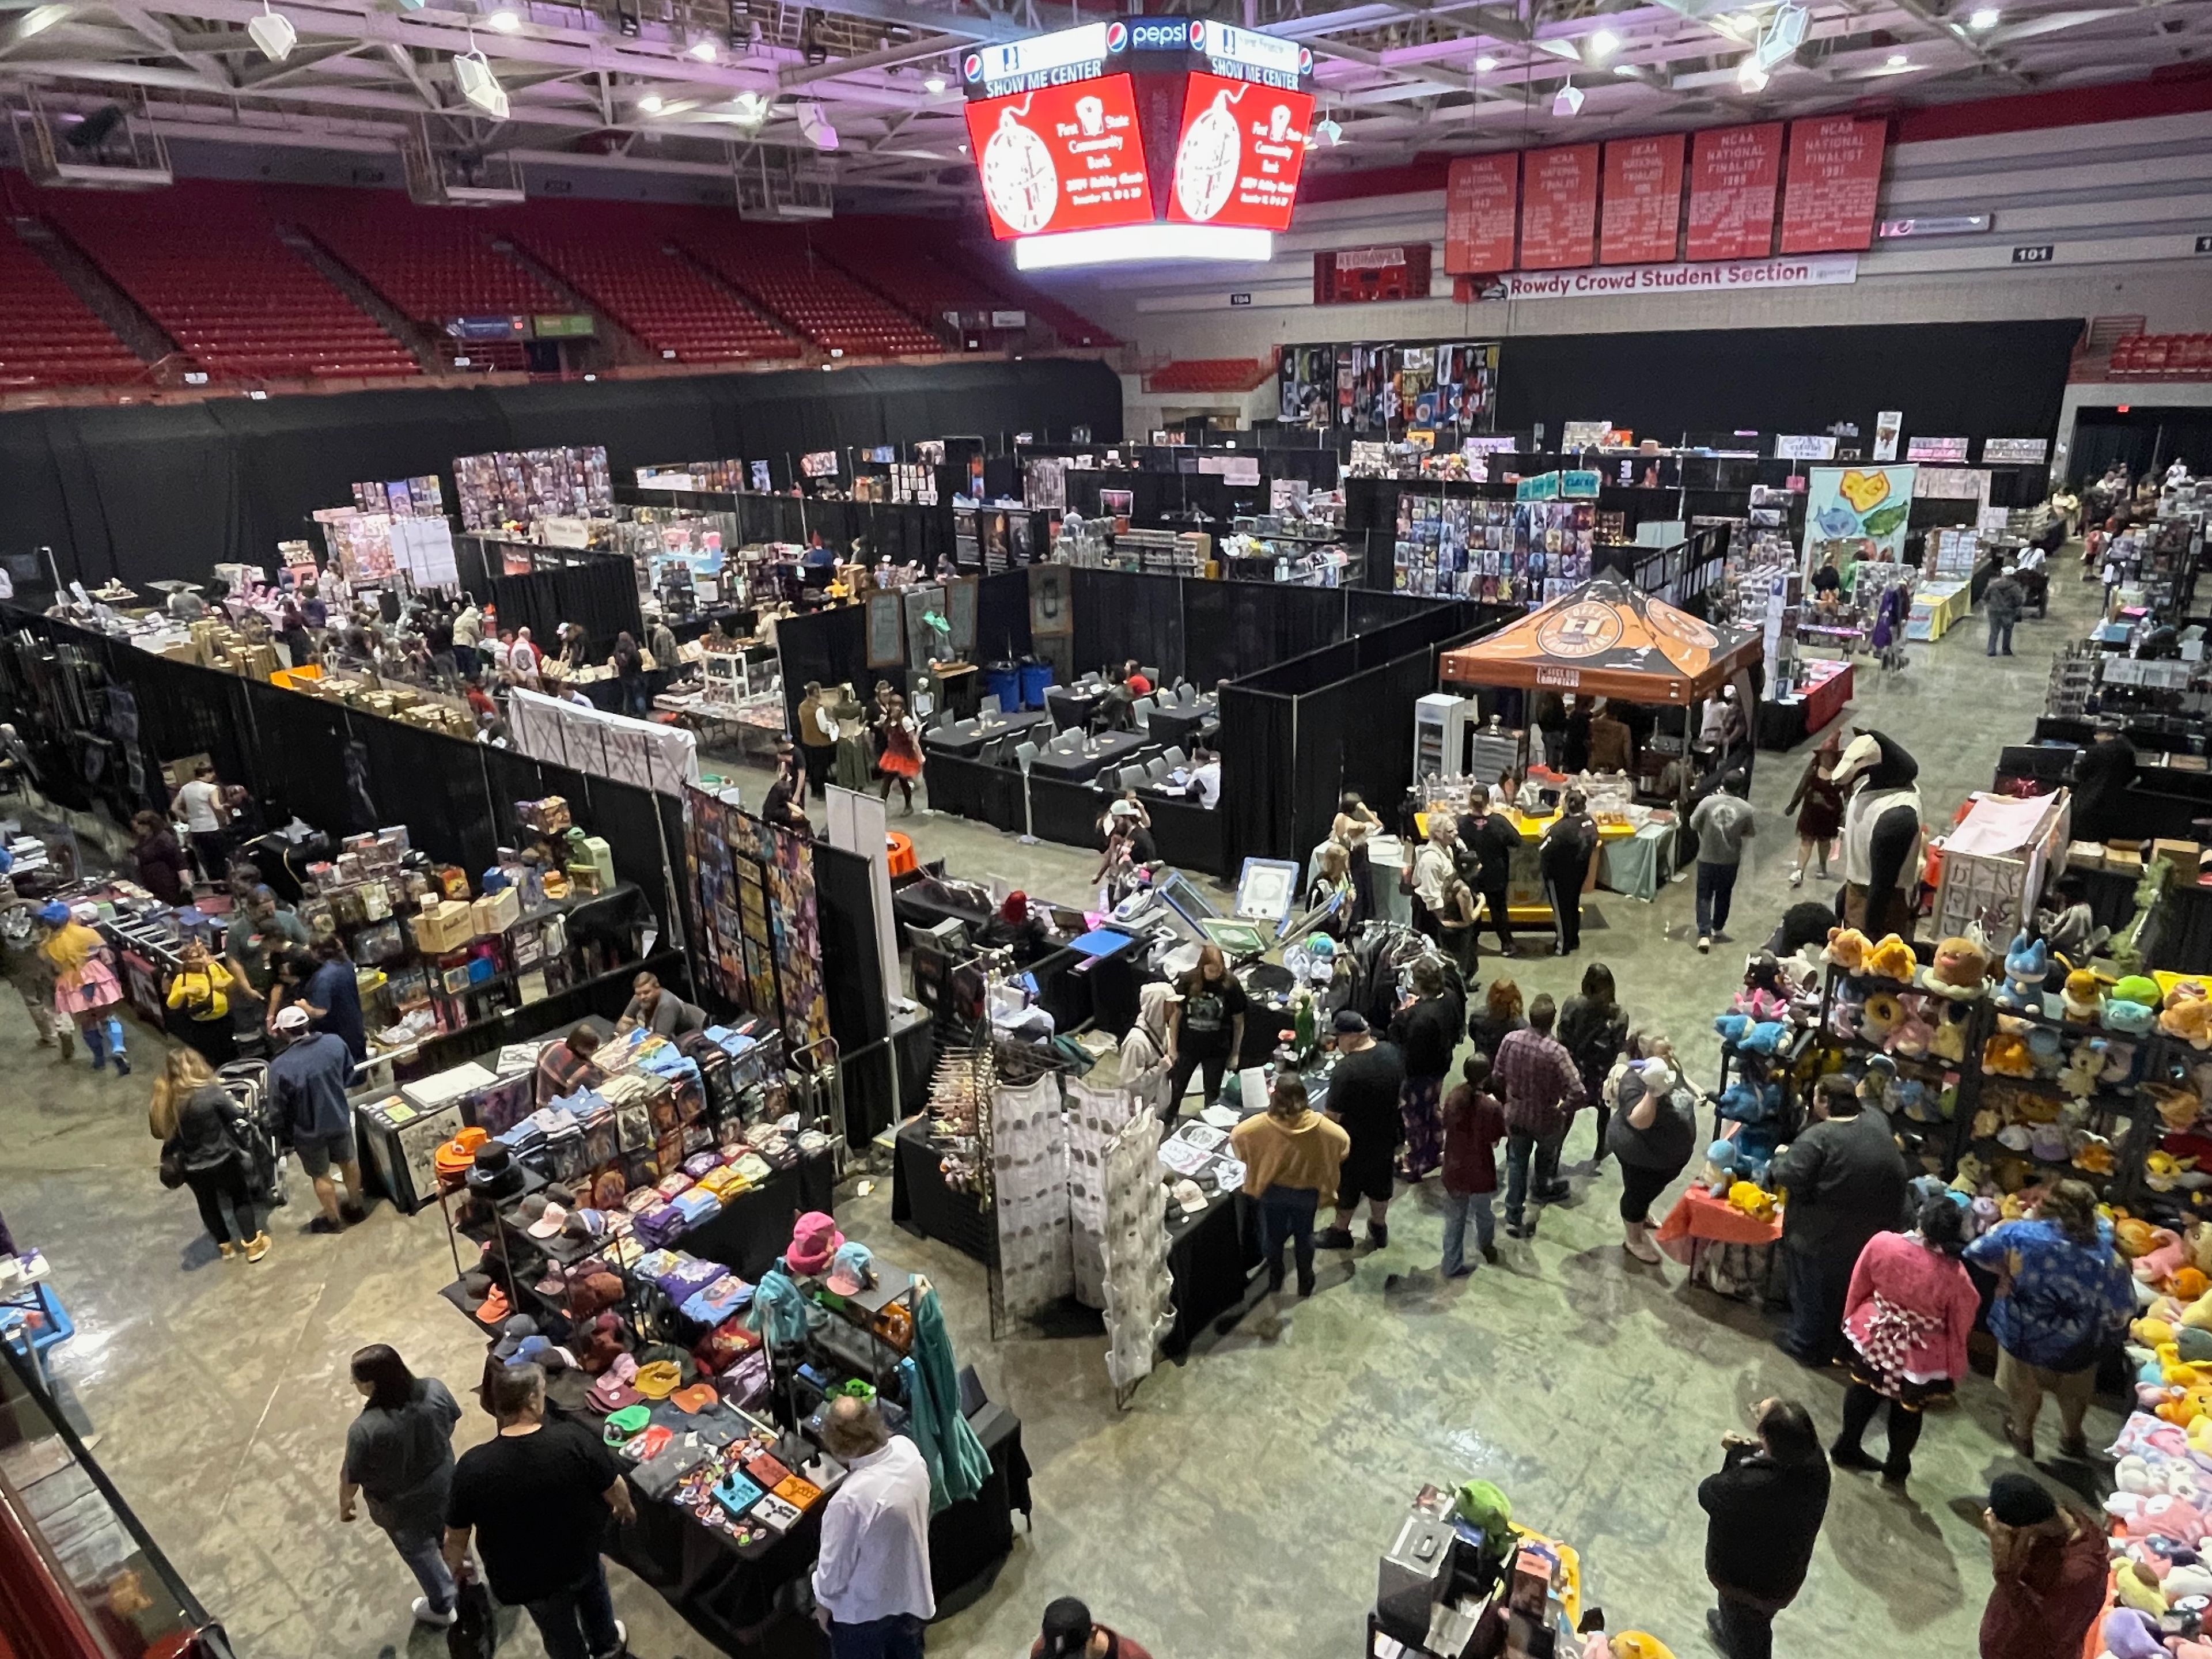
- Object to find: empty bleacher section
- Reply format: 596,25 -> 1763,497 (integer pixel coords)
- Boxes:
0,228 -> 146,391
677,224 -> 945,357
807,218 -> 1116,350
512,210 -> 800,366
43,182 -> 416,383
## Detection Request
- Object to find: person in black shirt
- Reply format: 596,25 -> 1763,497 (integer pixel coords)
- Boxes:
1315,1010 -> 1408,1252
760,744 -> 812,837
445,1363 -> 635,1659
1539,789 -> 1599,956
1164,944 -> 1247,1125
1698,1397 -> 1831,1659
1388,958 -> 1461,1183
1454,784 -> 1525,956
1810,552 -> 1843,599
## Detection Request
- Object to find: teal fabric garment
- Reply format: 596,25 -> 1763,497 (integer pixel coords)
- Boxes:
744,1267 -> 809,1347
902,1285 -> 990,1512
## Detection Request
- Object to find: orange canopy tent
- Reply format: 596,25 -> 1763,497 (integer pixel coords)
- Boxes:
1437,577 -> 1762,704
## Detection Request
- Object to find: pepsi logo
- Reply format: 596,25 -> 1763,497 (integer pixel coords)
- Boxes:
1188,19 -> 1206,50
1298,46 -> 1312,73
1104,19 -> 1126,51
962,51 -> 982,81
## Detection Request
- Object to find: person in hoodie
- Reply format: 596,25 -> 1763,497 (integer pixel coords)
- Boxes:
1115,980 -> 1179,1126
1830,730 -> 1926,941
1229,1074 -> 1349,1298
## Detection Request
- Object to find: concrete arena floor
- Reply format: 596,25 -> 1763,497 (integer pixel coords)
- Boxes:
0,557 -> 2103,1659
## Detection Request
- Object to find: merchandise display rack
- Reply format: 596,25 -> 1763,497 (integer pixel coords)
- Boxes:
1809,964 -> 1986,1180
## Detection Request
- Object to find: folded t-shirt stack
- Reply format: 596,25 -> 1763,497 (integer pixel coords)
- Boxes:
636,1205 -> 687,1247
680,1274 -> 752,1325
670,1187 -> 721,1228
656,1255 -> 725,1302
743,1125 -> 797,1170
697,1164 -> 751,1200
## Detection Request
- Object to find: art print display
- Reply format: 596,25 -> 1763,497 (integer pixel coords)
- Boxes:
1801,464 -> 1918,575
453,446 -> 611,531
684,786 -> 828,1052
1394,494 -> 1593,605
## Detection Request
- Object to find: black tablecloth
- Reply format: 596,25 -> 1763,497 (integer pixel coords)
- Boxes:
607,1401 -> 1028,1657
921,752 -> 1229,878
1028,731 -> 1149,783
1162,1185 -> 1260,1357
922,710 -> 1052,759
891,1119 -> 995,1264
1146,702 -> 1215,753
672,1153 -> 838,1281
1046,684 -> 1111,730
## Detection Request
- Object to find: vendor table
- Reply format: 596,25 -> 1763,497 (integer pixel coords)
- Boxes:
1145,699 -> 1217,753
1755,659 -> 1854,751
1652,1187 -> 1785,1302
920,752 -> 1227,876
891,1119 -> 994,1264
673,1152 -> 838,1281
603,1392 -> 1028,1657
1027,730 -> 1149,784
1162,1185 -> 1260,1357
1045,682 -> 1112,732
922,709 -> 1052,759
1906,579 -> 1973,642
1595,819 -> 1679,903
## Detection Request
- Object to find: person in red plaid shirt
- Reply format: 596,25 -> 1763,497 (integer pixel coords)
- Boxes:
1494,994 -> 1585,1240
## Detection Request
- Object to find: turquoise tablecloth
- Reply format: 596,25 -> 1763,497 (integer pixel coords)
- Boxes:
1599,820 -> 1677,902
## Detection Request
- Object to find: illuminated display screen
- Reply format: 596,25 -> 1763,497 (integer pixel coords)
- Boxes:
1164,71 -> 1312,230
963,73 -> 1153,240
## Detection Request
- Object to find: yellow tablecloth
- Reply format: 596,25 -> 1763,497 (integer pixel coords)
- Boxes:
1906,579 -> 1972,641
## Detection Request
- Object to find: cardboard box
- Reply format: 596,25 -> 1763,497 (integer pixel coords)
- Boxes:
472,887 -> 520,935
2152,839 -> 2202,870
411,899 -> 473,953
2067,840 -> 2105,869
2105,843 -> 2144,872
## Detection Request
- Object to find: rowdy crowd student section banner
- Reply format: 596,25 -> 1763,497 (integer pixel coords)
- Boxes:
1444,152 -> 1519,274
1779,116 -> 1887,255
684,785 -> 830,1052
1686,123 -> 1783,261
1517,143 -> 1600,270
1599,134 -> 1685,265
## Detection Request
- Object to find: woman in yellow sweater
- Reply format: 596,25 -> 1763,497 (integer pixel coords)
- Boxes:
1229,1075 -> 1350,1299
165,940 -> 237,1063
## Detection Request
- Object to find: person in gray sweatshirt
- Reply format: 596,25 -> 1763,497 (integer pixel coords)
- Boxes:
1690,770 -> 1756,953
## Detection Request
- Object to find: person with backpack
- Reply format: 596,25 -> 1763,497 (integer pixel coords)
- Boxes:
1555,961 -> 1628,1164
150,1047 -> 271,1262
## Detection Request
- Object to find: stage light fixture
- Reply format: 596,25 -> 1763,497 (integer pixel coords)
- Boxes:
455,48 -> 509,118
1536,36 -> 1581,60
1737,56 -> 1769,91
728,90 -> 768,126
485,9 -> 519,31
796,100 -> 836,150
1552,81 -> 1584,116
690,37 -> 715,59
924,74 -> 945,93
1887,51 -> 1909,65
1755,0 -> 1808,67
1969,5 -> 2000,24
1588,29 -> 1620,58
247,3 -> 296,62
1314,116 -> 1343,146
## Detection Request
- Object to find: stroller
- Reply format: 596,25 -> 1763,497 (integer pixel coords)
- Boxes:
219,1058 -> 287,1211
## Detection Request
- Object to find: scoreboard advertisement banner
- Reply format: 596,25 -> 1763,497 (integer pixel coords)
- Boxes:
964,75 -> 1153,239
1165,70 -> 1313,230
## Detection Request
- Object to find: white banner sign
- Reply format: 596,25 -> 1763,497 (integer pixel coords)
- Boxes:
1474,253 -> 1857,304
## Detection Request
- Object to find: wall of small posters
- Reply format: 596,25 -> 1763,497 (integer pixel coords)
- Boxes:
1393,493 -> 1594,605
453,445 -> 612,531
684,785 -> 830,1054
1290,339 -> 1499,439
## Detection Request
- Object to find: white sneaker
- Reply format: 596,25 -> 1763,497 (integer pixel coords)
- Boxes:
1696,935 -> 1711,954
1788,866 -> 1804,888
412,1598 -> 457,1629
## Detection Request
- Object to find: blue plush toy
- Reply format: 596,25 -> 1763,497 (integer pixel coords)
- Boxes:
1714,1078 -> 1786,1182
1713,1013 -> 1788,1055
1994,929 -> 2049,1012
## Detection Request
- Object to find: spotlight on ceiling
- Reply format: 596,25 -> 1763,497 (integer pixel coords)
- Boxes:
1313,116 -> 1343,146
1737,55 -> 1770,92
1969,6 -> 2000,24
637,92 -> 663,113
1612,63 -> 1641,77
1588,28 -> 1620,58
1755,0 -> 1808,67
17,4 -> 69,37
484,9 -> 518,31
796,100 -> 837,150
728,90 -> 768,126
1552,81 -> 1585,116
1474,54 -> 1497,71
1536,36 -> 1581,60
1886,51 -> 1910,65
247,2 -> 296,61
689,37 -> 715,59
923,74 -> 945,93
454,48 -> 508,117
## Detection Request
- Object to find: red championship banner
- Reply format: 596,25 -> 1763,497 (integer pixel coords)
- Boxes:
1599,133 -> 1685,265
1517,142 -> 1599,270
1685,122 -> 1782,262
1444,152 -> 1519,274
1779,115 -> 1887,255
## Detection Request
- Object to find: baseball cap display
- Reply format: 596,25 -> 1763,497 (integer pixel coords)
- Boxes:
527,1201 -> 569,1239
786,1211 -> 844,1276
491,1315 -> 537,1361
671,1382 -> 719,1415
602,1404 -> 652,1443
633,1360 -> 682,1400
824,1241 -> 877,1297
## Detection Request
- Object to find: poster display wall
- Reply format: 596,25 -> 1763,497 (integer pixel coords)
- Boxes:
684,785 -> 830,1052
1801,464 -> 1919,575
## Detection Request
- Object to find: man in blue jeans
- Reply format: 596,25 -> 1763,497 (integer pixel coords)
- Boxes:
1494,995 -> 1585,1240
1689,771 -> 1756,955
1984,562 -> 2026,657
445,1364 -> 634,1659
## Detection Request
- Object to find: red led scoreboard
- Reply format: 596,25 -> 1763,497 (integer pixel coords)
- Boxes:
961,17 -> 1313,267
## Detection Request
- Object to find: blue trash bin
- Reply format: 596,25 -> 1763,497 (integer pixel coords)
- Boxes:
1018,660 -> 1056,710
984,664 -> 1020,714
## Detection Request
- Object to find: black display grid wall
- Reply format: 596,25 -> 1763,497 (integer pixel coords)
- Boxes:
0,358 -> 1123,592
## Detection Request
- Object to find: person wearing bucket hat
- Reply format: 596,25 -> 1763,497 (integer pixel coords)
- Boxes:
1979,1473 -> 2105,1659
787,1211 -> 844,1278
340,1344 -> 465,1630
41,900 -> 127,1073
445,1363 -> 635,1659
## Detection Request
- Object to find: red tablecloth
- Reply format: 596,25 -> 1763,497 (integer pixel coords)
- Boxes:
1798,658 -> 1853,738
1653,1185 -> 1784,1254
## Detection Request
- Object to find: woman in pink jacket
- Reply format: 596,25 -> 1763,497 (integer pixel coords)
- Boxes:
1830,1194 -> 1979,1485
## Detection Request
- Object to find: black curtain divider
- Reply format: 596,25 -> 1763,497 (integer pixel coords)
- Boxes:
973,570 -> 1033,668
810,842 -> 888,1059
1217,683 -> 1294,874
481,554 -> 643,657
773,603 -> 870,736
1,358 -> 1123,593
1070,569 -> 1184,682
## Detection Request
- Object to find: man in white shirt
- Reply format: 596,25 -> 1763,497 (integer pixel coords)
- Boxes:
170,760 -> 230,884
811,1397 -> 933,1658
1188,748 -> 1222,809
508,627 -> 541,685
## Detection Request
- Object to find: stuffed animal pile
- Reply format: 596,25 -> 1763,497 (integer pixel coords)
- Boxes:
1823,926 -> 1919,984
1993,929 -> 2051,1012
2165,982 -> 2212,1052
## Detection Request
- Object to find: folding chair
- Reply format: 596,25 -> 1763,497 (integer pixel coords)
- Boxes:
1014,741 -> 1040,772
979,694 -> 1001,716
1146,757 -> 1171,782
1118,766 -> 1148,791
1131,695 -> 1153,732
1162,746 -> 1189,771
